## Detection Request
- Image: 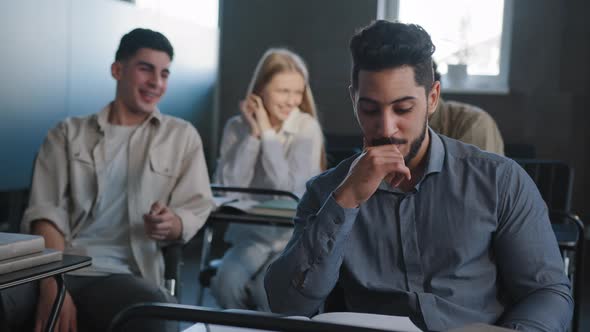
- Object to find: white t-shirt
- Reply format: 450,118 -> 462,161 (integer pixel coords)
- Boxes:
69,123 -> 139,276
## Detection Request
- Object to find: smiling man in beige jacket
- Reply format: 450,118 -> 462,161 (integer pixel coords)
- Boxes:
0,28 -> 214,332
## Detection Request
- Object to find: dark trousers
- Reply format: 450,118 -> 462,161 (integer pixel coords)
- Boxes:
0,274 -> 177,332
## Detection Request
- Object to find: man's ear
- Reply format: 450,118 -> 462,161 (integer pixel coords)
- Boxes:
427,80 -> 441,116
111,61 -> 122,81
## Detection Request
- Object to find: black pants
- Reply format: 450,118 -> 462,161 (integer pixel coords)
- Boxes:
0,274 -> 177,332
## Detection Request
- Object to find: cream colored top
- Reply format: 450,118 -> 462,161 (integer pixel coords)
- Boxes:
22,104 -> 214,286
215,109 -> 324,248
216,109 -> 323,197
429,99 -> 505,155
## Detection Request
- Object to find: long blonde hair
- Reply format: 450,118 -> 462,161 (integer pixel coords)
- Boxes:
246,48 -> 327,170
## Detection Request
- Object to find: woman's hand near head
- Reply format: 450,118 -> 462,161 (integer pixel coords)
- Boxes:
240,97 -> 261,138
247,94 -> 272,133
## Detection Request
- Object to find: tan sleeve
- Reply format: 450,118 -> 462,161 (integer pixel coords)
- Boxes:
21,122 -> 72,236
168,128 -> 215,242
458,112 -> 505,155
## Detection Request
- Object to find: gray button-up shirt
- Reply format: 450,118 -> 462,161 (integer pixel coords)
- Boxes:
265,130 -> 572,331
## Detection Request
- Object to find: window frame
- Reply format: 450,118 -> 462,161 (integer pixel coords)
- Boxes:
377,0 -> 514,94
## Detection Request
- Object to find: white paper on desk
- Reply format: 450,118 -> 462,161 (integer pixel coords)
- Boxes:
213,198 -> 260,212
310,312 -> 422,332
212,196 -> 238,208
447,323 -> 516,332
181,309 -> 280,332
182,312 -> 422,332
182,323 -> 271,332
182,323 -> 207,332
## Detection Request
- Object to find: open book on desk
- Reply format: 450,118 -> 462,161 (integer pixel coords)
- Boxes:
0,232 -> 45,261
286,313 -> 514,332
0,249 -> 63,274
213,197 -> 297,218
184,311 -> 421,332
0,233 -> 63,275
297,312 -> 421,332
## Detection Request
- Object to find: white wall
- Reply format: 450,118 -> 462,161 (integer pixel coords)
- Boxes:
0,0 -> 219,190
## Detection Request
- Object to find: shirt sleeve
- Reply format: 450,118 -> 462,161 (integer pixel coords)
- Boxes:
215,117 -> 261,187
169,128 -> 215,242
264,179 -> 359,316
457,111 -> 505,155
21,122 -> 72,237
259,117 -> 323,195
494,160 -> 573,331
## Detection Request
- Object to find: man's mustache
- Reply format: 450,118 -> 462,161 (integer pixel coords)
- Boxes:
370,137 -> 408,146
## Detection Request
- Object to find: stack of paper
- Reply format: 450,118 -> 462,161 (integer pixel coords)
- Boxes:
0,232 -> 62,274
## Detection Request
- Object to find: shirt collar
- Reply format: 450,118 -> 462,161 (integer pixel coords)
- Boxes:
95,102 -> 162,132
279,108 -> 302,135
426,127 -> 445,175
377,127 -> 445,193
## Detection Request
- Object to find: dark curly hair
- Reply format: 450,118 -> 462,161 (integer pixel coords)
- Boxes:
350,20 -> 435,93
433,60 -> 442,82
115,28 -> 174,62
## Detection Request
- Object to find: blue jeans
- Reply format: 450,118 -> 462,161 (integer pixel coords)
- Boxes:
210,241 -> 281,312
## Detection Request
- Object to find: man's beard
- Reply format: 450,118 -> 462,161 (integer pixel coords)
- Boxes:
369,111 -> 428,165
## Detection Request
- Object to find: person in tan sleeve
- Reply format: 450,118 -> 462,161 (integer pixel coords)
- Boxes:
0,28 -> 214,332
429,62 -> 505,155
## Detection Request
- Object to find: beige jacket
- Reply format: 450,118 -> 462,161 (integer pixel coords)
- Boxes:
430,99 -> 505,155
22,104 -> 214,286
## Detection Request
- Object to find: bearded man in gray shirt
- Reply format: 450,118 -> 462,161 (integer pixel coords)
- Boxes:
265,20 -> 572,332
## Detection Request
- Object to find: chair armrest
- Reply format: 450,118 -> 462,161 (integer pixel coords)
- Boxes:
550,210 -> 585,242
162,242 -> 183,297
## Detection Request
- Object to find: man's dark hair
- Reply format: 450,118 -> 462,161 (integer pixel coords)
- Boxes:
433,61 -> 442,82
115,28 -> 174,62
350,20 -> 435,92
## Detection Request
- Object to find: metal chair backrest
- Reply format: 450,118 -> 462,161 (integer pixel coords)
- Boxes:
513,159 -> 574,212
549,210 -> 584,332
